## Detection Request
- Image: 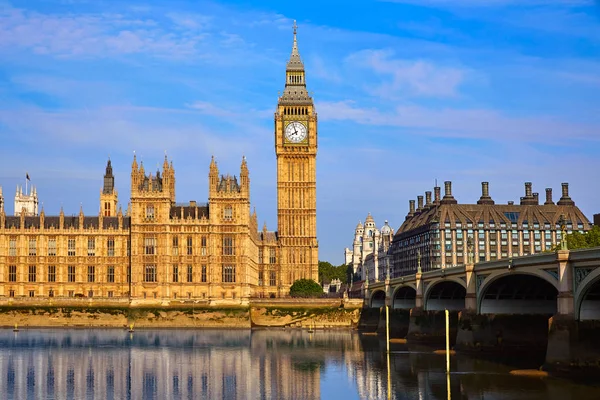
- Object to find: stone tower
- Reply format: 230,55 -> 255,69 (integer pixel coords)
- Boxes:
275,21 -> 319,288
353,221 -> 364,274
100,159 -> 118,216
14,179 -> 38,216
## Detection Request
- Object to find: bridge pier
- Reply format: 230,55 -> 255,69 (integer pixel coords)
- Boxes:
546,250 -> 600,374
407,307 -> 459,345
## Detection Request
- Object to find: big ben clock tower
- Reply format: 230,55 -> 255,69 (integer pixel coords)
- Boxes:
275,21 -> 319,290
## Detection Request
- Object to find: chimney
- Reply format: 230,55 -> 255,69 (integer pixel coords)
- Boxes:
425,191 -> 432,207
557,182 -> 575,205
533,193 -> 539,205
190,200 -> 196,207
545,188 -> 554,205
525,182 -> 533,198
406,200 -> 416,219
417,196 -> 424,212
434,186 -> 441,205
477,181 -> 494,205
521,182 -> 536,205
441,181 -> 457,204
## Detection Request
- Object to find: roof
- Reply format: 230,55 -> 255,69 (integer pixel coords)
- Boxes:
1,215 -> 131,230
394,202 -> 592,241
170,205 -> 209,219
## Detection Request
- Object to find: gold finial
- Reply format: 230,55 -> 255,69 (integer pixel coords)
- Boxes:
293,20 -> 297,36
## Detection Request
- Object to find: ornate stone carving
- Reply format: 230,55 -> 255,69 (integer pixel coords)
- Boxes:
574,268 -> 594,291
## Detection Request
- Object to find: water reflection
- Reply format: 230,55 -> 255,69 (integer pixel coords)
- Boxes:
0,329 -> 599,400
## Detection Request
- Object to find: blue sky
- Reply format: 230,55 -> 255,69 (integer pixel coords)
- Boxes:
0,0 -> 599,263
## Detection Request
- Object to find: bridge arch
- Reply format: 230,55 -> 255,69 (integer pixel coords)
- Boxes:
392,285 -> 416,310
478,272 -> 558,314
575,268 -> 600,320
370,290 -> 386,308
424,279 -> 466,311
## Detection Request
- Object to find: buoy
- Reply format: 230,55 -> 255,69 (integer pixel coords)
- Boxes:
509,369 -> 548,377
13,323 -> 19,332
128,323 -> 134,333
389,338 -> 407,344
433,349 -> 456,355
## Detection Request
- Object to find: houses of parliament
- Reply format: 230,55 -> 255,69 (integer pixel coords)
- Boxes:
0,24 -> 318,302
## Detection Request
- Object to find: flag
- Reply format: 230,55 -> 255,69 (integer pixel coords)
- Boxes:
26,173 -> 30,181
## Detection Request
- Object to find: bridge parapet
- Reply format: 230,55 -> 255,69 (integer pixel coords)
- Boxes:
366,246 -> 600,320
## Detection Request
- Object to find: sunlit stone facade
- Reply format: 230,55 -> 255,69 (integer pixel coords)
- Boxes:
0,25 -> 318,302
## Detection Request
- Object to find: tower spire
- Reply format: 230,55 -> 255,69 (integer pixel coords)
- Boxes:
280,20 -> 311,104
287,20 -> 304,72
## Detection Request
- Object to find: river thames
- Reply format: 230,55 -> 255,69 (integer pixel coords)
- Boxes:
0,329 -> 598,399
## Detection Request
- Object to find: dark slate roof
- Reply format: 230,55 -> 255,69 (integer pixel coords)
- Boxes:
44,216 -> 61,229
170,205 -> 209,219
259,231 -> 278,242
4,217 -> 20,229
2,215 -> 131,230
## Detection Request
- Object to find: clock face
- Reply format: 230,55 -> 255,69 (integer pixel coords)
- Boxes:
284,121 -> 307,143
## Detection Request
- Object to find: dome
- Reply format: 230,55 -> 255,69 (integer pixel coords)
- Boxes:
380,220 -> 393,235
365,212 -> 375,227
355,220 -> 364,233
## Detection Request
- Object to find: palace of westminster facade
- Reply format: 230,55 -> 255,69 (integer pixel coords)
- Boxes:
0,25 -> 318,302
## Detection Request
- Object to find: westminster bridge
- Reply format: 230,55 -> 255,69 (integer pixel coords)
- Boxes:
361,247 -> 600,371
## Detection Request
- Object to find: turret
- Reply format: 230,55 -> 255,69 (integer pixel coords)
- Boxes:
240,156 -> 250,196
100,158 -> 118,216
209,156 -> 219,196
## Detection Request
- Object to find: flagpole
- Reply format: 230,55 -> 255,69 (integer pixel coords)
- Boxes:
25,173 -> 28,196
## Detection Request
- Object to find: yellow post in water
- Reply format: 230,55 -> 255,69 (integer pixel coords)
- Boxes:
445,309 -> 450,373
386,305 -> 390,353
387,351 -> 392,400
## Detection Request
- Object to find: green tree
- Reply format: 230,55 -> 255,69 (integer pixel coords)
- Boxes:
566,226 -> 600,249
318,261 -> 352,285
289,279 -> 324,298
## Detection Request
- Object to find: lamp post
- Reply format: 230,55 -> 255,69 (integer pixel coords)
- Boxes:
558,214 -> 568,251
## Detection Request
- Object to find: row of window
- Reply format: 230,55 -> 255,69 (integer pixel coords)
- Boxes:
145,264 -> 236,283
7,237 -> 117,257
7,289 -> 114,298
258,248 -> 277,264
6,264 -> 239,284
442,221 -> 583,229
258,271 -> 278,286
7,265 -> 115,283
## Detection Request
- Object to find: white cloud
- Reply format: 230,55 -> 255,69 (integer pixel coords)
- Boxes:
317,100 -> 600,143
345,49 -> 466,98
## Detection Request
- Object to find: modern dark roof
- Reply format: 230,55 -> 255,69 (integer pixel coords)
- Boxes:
394,203 -> 592,241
